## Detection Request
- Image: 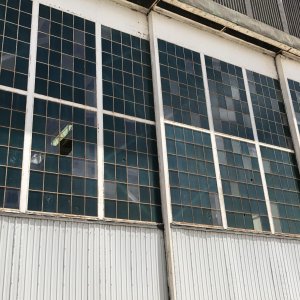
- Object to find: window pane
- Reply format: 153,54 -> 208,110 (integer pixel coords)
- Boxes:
217,136 -> 270,231
0,91 -> 26,209
262,146 -> 300,234
104,115 -> 162,222
248,71 -> 292,149
166,124 -> 221,226
158,39 -> 209,129
28,98 -> 98,216
35,5 -> 96,107
206,56 -> 253,140
0,0 -> 32,90
102,26 -> 155,121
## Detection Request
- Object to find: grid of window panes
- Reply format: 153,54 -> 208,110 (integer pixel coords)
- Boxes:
288,79 -> 300,132
261,146 -> 300,234
247,71 -> 292,149
206,56 -> 254,140
165,124 -> 221,225
28,99 -> 97,216
0,90 -> 26,209
158,40 -> 209,129
35,5 -> 96,107
102,26 -> 154,121
217,136 -> 270,231
0,0 -> 32,90
103,115 -> 162,222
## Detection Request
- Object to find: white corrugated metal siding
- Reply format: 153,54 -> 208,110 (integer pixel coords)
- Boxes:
172,227 -> 300,300
0,215 -> 168,300
212,0 -> 247,14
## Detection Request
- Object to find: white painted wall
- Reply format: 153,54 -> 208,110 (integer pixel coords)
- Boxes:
38,0 -> 149,39
281,56 -> 300,82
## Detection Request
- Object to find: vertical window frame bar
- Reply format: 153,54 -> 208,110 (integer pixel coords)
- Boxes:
200,52 -> 228,229
148,12 -> 177,300
19,0 -> 40,213
96,23 -> 104,219
276,55 -> 300,189
242,68 -> 275,233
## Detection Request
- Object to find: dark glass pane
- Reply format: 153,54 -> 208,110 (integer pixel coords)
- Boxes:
102,26 -> 154,121
166,124 -> 221,226
103,114 -> 162,222
29,99 -> 98,216
0,0 -> 32,89
206,56 -> 253,140
158,39 -> 209,129
35,6 -> 96,107
248,71 -> 292,149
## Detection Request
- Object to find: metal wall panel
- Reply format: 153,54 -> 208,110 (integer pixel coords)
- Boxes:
0,215 -> 168,300
282,0 -> 300,38
172,227 -> 300,300
212,0 -> 247,14
250,0 -> 283,30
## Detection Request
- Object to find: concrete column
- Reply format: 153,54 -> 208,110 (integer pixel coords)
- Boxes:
275,55 -> 300,172
277,0 -> 290,34
148,11 -> 177,300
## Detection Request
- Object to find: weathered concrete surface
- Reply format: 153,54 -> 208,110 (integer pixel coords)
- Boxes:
161,0 -> 300,56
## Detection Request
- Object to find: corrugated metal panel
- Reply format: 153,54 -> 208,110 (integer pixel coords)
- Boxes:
282,0 -> 300,38
212,0 -> 247,14
0,216 -> 168,300
172,227 -> 300,300
250,0 -> 283,30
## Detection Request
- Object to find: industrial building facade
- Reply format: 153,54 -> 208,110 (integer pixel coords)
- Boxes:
1,0 -> 300,299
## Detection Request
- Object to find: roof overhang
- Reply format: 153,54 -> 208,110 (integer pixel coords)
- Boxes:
116,0 -> 300,58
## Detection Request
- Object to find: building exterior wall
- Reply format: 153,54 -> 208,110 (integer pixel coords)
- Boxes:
0,215 -> 168,300
1,0 -> 300,299
172,227 -> 300,300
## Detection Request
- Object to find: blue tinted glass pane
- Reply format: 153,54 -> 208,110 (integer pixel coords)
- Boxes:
206,56 -> 253,140
0,0 -> 32,90
28,98 -> 98,216
248,71 -> 292,149
165,124 -> 221,226
158,39 -> 209,130
217,136 -> 270,231
35,5 -> 96,107
102,26 -> 154,121
103,115 -> 162,222
0,91 -> 26,209
262,146 -> 300,234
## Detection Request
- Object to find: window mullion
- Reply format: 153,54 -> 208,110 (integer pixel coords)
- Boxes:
19,0 -> 39,213
242,68 -> 275,234
200,52 -> 228,229
96,22 -> 104,219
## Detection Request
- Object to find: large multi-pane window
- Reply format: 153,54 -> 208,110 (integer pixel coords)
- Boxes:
103,115 -> 162,222
0,90 -> 26,209
247,71 -> 292,149
35,5 -> 96,107
28,99 -> 98,216
158,40 -> 222,226
102,25 -> 154,120
262,147 -> 300,234
158,40 -> 209,129
206,56 -> 254,140
102,27 -> 162,222
0,0 -> 32,90
166,124 -> 221,225
217,136 -> 270,231
288,78 -> 300,132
